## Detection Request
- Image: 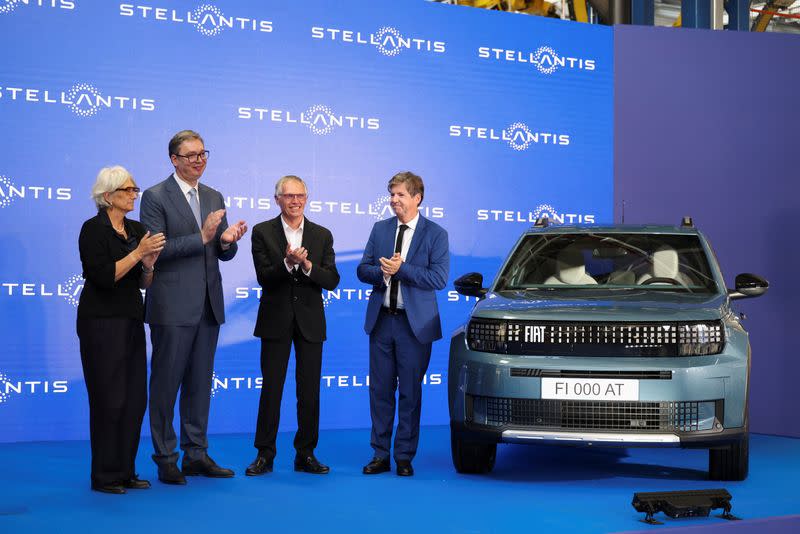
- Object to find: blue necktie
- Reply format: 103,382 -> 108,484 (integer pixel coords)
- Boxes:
188,188 -> 202,229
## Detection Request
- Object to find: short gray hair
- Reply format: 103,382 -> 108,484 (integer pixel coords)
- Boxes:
91,166 -> 136,210
274,175 -> 308,197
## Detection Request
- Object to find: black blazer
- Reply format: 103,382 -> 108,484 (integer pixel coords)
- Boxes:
77,211 -> 147,320
251,216 -> 339,342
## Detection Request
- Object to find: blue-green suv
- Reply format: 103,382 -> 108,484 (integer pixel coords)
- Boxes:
448,219 -> 768,481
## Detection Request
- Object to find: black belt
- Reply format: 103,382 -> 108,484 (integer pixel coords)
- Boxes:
380,307 -> 406,316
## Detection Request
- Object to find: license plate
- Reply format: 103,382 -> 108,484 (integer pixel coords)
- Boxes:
541,377 -> 639,401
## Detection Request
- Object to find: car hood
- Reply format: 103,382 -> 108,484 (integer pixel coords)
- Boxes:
471,289 -> 728,322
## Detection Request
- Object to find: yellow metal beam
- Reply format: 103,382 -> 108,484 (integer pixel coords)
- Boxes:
751,0 -> 795,32
573,0 -> 589,22
752,11 -> 775,32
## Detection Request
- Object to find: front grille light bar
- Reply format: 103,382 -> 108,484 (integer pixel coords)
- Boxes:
466,319 -> 507,353
677,322 -> 724,356
466,318 -> 724,356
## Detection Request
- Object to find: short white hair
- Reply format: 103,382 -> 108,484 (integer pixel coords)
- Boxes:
274,175 -> 308,197
91,166 -> 135,210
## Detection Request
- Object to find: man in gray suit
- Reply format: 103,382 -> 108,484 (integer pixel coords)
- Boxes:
140,130 -> 247,485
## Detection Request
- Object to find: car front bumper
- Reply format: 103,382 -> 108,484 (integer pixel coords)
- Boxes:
448,328 -> 749,449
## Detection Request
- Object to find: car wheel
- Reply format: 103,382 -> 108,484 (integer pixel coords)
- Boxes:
708,434 -> 749,481
451,428 -> 497,474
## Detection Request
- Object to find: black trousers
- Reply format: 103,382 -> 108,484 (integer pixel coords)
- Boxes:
77,316 -> 147,486
254,320 -> 323,460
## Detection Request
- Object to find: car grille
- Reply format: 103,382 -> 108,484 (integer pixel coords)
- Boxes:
467,319 -> 724,356
468,395 -> 712,432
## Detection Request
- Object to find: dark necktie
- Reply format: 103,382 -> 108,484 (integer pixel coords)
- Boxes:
389,224 -> 409,312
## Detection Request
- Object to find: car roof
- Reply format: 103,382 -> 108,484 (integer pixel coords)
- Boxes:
524,224 -> 702,235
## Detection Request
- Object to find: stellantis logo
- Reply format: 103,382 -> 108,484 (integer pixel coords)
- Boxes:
62,274 -> 84,307
211,371 -> 262,398
0,372 -> 10,403
119,3 -> 273,37
308,194 -> 445,220
0,274 -> 85,304
449,122 -> 570,151
192,4 -> 224,36
0,0 -> 17,13
0,0 -> 75,14
238,103 -> 380,135
322,287 -> 373,308
311,25 -> 446,57
477,203 -> 596,224
0,83 -> 156,117
478,45 -> 596,75
0,371 -> 69,404
0,174 -> 72,209
224,194 -> 271,211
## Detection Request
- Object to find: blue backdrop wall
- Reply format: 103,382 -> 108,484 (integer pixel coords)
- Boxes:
614,25 -> 800,437
0,0 -> 613,442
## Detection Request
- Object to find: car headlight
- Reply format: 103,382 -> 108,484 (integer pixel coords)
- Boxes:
677,321 -> 724,356
467,318 -> 507,353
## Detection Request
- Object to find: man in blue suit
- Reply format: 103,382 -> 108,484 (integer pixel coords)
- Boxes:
357,171 -> 449,477
140,130 -> 247,485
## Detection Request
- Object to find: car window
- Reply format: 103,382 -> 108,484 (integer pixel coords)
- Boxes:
495,233 -> 718,293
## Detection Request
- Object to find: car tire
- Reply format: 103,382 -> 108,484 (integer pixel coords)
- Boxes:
708,434 -> 749,481
451,428 -> 497,474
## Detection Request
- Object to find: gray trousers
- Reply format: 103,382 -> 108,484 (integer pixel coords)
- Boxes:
149,299 -> 220,465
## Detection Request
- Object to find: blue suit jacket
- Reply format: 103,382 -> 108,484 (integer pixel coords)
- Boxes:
140,174 -> 237,326
357,215 -> 449,345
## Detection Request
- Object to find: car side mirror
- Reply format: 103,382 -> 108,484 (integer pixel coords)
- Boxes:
729,273 -> 769,300
454,272 -> 487,298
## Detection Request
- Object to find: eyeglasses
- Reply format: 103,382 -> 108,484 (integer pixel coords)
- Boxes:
279,193 -> 307,201
115,187 -> 141,194
174,150 -> 210,163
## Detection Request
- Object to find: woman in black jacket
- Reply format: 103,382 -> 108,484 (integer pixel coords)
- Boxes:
77,165 -> 165,494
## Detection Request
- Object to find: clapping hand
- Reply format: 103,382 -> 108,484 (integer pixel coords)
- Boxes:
201,209 -> 226,244
137,231 -> 166,269
286,244 -> 311,271
379,253 -> 402,277
221,220 -> 248,245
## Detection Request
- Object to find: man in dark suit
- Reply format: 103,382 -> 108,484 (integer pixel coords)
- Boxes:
140,130 -> 248,485
357,171 -> 449,477
245,175 -> 340,476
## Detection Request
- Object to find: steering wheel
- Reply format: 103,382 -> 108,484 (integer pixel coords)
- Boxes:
641,277 -> 682,286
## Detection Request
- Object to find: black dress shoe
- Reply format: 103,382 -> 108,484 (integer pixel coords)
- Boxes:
294,454 -> 330,474
91,482 -> 126,494
396,460 -> 414,477
182,455 -> 235,478
245,456 -> 273,476
122,476 -> 151,489
157,463 -> 187,485
362,457 -> 391,475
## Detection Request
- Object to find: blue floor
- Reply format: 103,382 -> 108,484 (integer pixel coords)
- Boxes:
1,426 -> 798,533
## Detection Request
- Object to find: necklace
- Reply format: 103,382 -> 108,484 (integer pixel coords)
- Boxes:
112,221 -> 125,234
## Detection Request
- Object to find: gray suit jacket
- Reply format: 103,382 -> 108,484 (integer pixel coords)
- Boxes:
140,174 -> 237,326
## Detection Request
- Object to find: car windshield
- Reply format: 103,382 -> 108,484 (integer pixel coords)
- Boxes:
495,233 -> 719,293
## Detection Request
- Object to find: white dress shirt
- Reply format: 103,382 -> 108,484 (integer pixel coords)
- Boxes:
173,172 -> 199,210
382,212 -> 419,309
173,172 -> 231,250
282,216 -> 311,275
